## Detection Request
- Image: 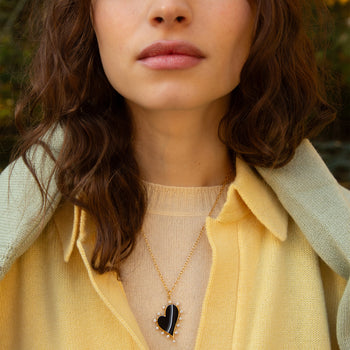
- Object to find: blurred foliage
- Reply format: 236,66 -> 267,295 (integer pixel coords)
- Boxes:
0,0 -> 31,169
0,0 -> 349,186
326,0 -> 350,6
0,0 -> 30,120
320,0 -> 350,142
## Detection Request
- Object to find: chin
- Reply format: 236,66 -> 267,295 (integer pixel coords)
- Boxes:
126,90 -> 211,111
141,98 -> 201,111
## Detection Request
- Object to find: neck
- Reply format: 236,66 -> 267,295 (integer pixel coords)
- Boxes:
129,98 -> 234,187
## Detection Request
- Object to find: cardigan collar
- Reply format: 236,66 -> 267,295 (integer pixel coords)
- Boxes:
216,157 -> 288,241
56,157 -> 288,264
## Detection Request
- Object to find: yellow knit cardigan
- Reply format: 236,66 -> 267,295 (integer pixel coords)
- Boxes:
0,158 -> 346,349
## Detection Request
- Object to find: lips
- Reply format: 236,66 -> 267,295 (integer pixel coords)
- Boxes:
137,40 -> 205,70
137,40 -> 205,60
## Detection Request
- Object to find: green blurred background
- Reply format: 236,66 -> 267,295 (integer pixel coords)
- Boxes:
0,0 -> 349,187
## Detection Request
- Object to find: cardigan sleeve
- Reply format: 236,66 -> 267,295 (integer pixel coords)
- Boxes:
0,125 -> 63,281
257,139 -> 350,350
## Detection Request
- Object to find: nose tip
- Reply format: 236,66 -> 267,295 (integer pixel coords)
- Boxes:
148,2 -> 192,27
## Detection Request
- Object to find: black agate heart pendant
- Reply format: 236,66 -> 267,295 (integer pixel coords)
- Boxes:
153,302 -> 183,342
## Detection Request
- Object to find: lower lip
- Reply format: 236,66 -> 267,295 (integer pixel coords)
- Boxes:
138,55 -> 203,70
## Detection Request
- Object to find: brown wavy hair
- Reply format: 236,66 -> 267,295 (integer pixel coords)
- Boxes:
13,0 -> 336,275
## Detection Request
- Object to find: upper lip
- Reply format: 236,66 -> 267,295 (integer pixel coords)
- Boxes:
137,40 -> 205,60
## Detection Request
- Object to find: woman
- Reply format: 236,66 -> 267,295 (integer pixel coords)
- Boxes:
1,0 -> 350,349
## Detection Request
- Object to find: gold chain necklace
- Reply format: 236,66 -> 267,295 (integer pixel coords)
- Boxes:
142,173 -> 231,343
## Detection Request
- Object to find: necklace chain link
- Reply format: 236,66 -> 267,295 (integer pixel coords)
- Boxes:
142,173 -> 232,301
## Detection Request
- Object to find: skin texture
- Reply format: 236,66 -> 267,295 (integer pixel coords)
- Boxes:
92,0 -> 255,186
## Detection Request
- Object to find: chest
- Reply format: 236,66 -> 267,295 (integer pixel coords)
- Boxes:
119,215 -> 213,350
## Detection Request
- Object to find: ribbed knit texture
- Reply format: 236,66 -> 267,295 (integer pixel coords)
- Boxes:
119,182 -> 228,350
257,140 -> 350,350
0,126 -> 63,278
0,158 -> 346,349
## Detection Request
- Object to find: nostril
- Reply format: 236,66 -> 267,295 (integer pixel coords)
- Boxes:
152,16 -> 186,25
176,16 -> 185,23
